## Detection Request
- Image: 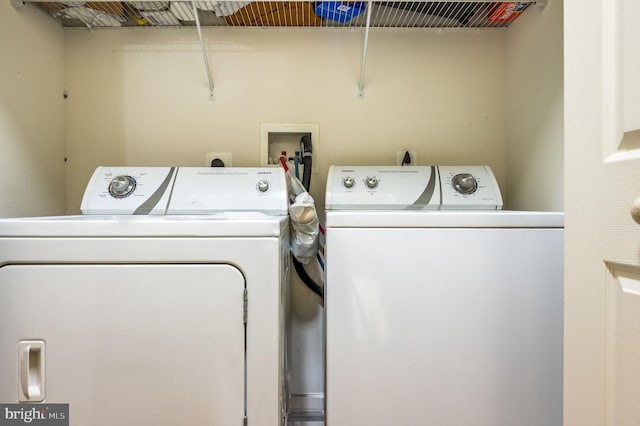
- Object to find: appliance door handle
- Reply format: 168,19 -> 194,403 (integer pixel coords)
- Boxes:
632,196 -> 640,224
19,340 -> 45,402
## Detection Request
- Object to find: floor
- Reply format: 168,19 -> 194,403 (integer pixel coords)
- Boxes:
286,412 -> 324,426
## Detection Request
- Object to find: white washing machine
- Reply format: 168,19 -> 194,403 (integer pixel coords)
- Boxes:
0,167 -> 290,426
324,166 -> 563,426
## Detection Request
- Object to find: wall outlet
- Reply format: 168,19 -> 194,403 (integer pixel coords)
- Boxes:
396,150 -> 417,166
205,152 -> 232,167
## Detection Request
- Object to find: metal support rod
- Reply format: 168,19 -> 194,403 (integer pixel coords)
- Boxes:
192,1 -> 215,100
358,1 -> 373,99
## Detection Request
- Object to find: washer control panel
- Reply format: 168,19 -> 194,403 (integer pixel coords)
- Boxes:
438,166 -> 503,209
81,167 -> 288,215
326,165 -> 503,210
326,166 -> 441,210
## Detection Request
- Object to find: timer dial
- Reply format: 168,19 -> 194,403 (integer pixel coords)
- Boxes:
108,175 -> 136,198
451,173 -> 478,195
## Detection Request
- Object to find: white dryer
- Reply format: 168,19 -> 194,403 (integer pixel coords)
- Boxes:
325,165 -> 563,426
0,167 -> 290,426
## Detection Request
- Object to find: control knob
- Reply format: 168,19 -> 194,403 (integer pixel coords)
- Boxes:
451,173 -> 478,195
257,180 -> 270,192
343,177 -> 355,189
365,176 -> 379,189
108,175 -> 136,198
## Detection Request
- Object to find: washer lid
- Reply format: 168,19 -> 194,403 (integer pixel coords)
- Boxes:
80,167 -> 288,216
325,210 -> 564,228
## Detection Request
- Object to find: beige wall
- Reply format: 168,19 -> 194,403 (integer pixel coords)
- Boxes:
505,0 -> 564,211
0,3 -> 564,215
64,27 -> 507,213
0,3 -> 65,218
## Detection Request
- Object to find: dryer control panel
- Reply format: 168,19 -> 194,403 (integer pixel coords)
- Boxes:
325,165 -> 503,210
81,167 -> 288,215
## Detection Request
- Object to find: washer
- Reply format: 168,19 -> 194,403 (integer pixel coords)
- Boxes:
0,167 -> 290,426
324,165 -> 563,426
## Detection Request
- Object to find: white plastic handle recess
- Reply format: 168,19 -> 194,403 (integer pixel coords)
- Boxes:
19,341 -> 45,402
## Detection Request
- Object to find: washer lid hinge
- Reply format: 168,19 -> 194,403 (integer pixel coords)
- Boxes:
243,289 -> 248,324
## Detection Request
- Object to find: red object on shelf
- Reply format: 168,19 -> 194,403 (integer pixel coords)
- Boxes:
488,2 -> 530,23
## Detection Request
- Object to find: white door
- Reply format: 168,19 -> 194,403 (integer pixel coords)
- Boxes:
565,0 -> 640,425
0,264 -> 245,426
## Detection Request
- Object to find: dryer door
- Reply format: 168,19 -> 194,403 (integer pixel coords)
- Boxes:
0,264 -> 245,426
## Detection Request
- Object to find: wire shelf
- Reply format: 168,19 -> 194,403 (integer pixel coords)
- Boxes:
28,1 -> 540,29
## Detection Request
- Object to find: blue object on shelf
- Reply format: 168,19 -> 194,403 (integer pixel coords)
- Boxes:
315,1 -> 365,23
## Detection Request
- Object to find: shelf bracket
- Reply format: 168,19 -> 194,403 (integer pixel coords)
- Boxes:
358,1 -> 373,99
192,1 -> 215,100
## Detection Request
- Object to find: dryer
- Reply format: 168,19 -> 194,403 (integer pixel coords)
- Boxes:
324,165 -> 563,426
0,167 -> 290,426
